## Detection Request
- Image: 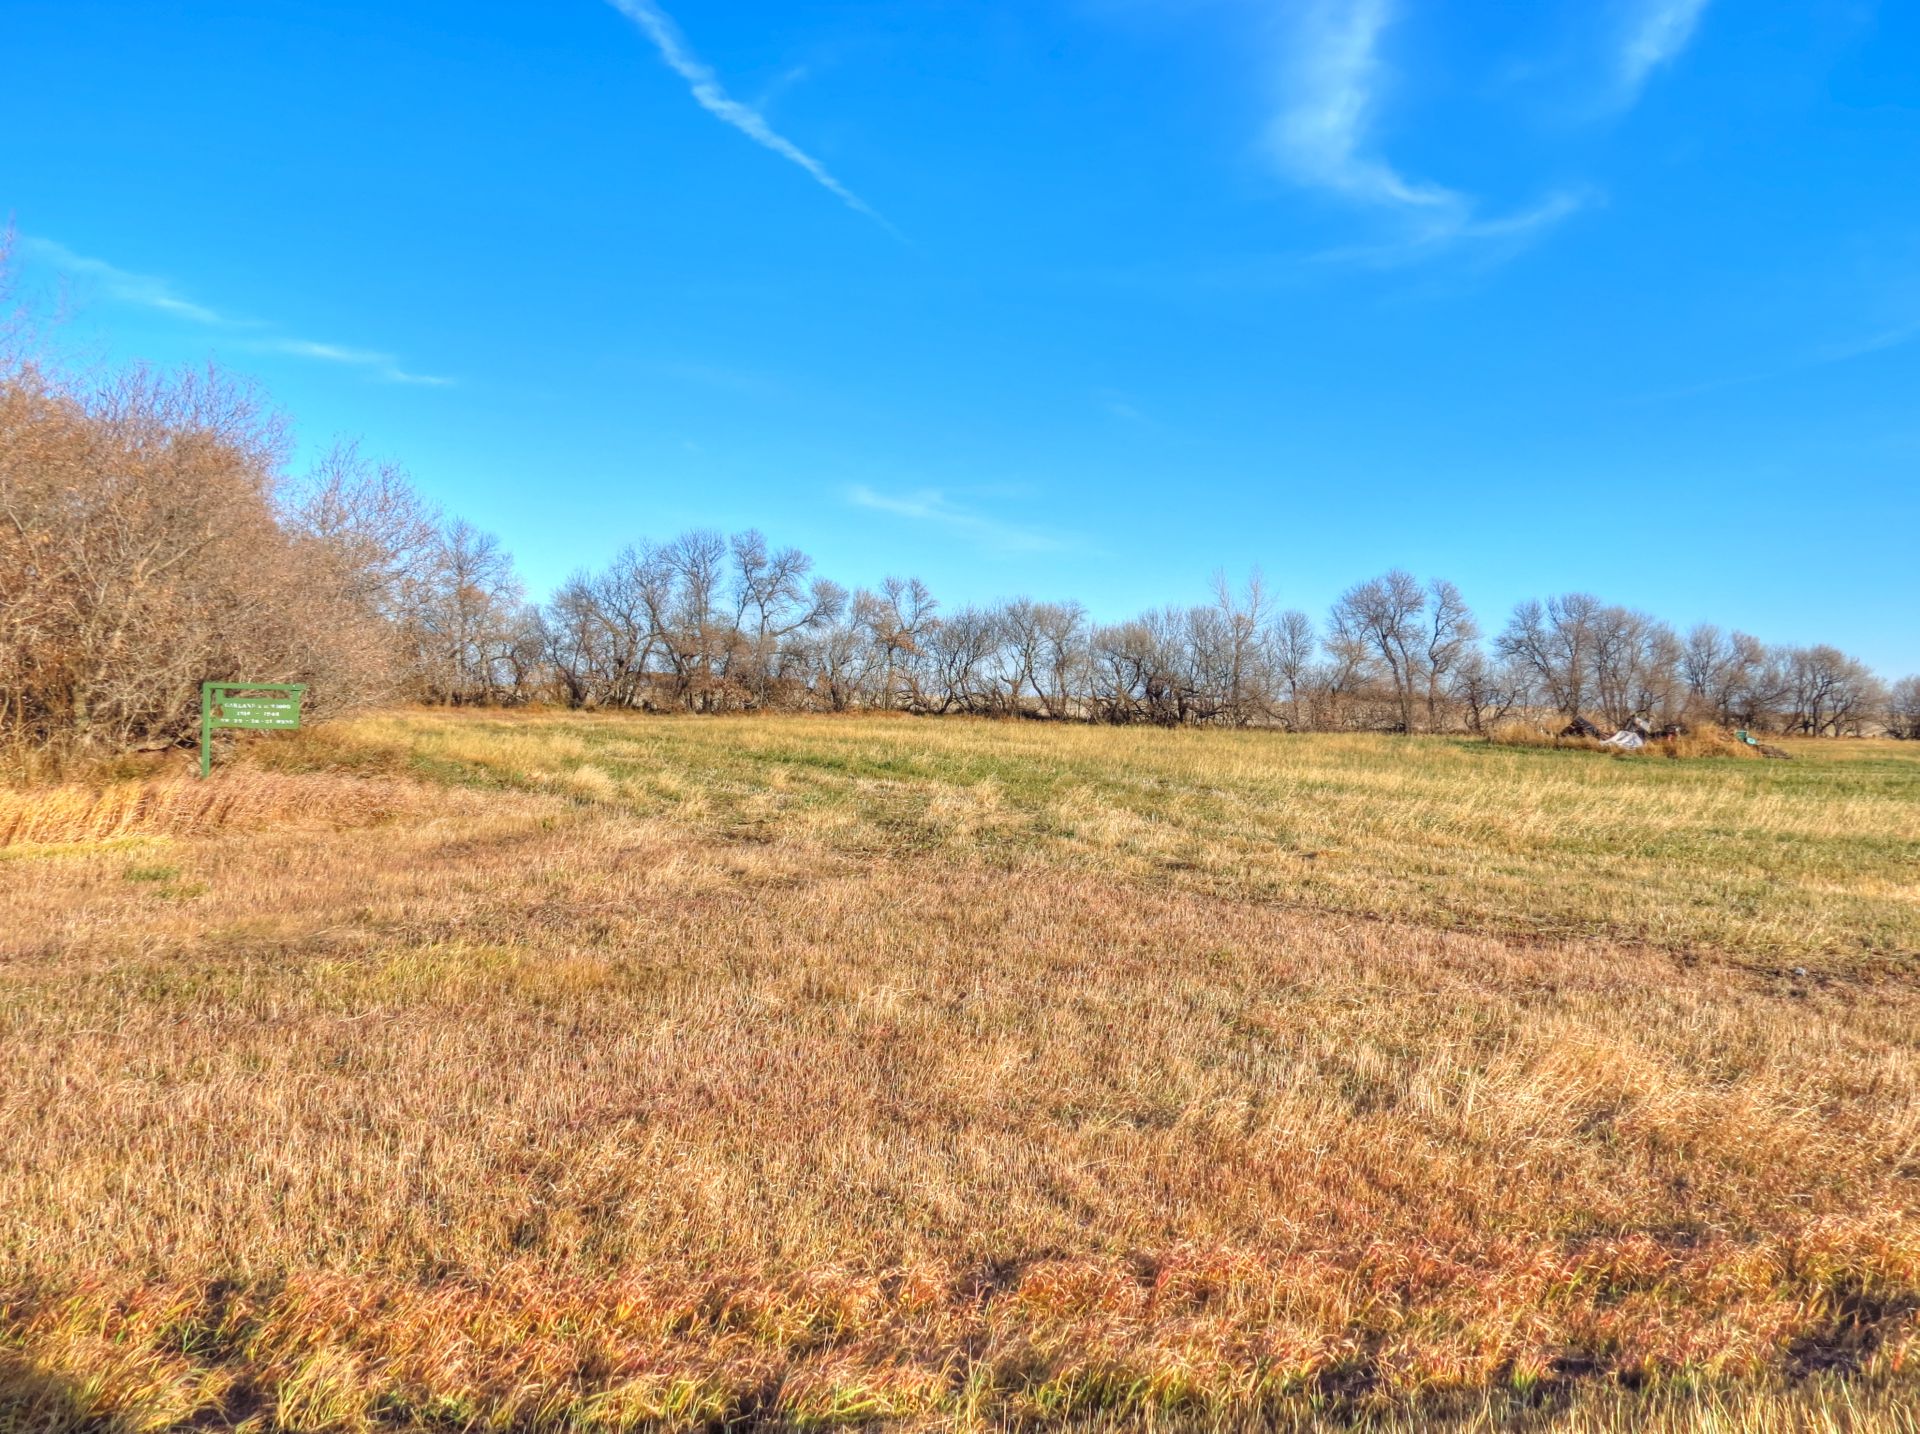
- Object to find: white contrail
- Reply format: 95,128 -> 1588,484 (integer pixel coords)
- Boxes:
604,0 -> 898,236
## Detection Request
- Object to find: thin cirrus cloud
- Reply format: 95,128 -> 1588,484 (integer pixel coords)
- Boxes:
20,236 -> 451,386
846,485 -> 1072,555
1268,0 -> 1585,263
1637,317 -> 1920,404
1269,0 -> 1457,213
247,338 -> 453,388
1313,190 -> 1595,269
603,0 -> 899,238
19,236 -> 229,326
1617,0 -> 1712,102
1814,319 -> 1920,366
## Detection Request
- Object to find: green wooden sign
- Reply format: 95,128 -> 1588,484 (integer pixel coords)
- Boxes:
200,682 -> 305,777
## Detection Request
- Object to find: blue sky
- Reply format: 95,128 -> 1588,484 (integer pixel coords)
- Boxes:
8,0 -> 1917,675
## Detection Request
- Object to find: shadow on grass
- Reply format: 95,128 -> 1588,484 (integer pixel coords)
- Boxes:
0,1354 -> 100,1434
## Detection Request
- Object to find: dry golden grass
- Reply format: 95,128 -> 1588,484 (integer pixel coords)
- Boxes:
2,711 -> 1917,1430
316,710 -> 1920,966
0,767 -> 409,851
1487,723 -> 1767,762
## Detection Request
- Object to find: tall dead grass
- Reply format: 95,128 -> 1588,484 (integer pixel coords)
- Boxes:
1486,722 -> 1763,760
0,769 -> 408,849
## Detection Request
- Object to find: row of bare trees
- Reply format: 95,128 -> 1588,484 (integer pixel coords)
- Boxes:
509,533 -> 1912,737
2,330 -> 1911,753
1492,595 -> 1895,737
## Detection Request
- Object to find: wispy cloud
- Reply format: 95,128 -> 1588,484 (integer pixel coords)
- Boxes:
21,236 -> 236,326
1814,319 -> 1920,366
247,338 -> 453,387
1618,0 -> 1712,102
1316,189 -> 1595,269
846,485 -> 1071,555
20,236 -> 451,386
1633,318 -> 1920,404
1092,387 -> 1166,429
754,64 -> 812,115
1269,0 -> 1584,261
1270,0 -> 1456,213
604,0 -> 898,237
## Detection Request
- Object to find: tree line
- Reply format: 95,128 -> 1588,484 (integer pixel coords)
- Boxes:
518,533 -> 1915,738
3,355 -> 1915,761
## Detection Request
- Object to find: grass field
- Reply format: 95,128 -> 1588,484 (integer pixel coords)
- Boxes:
4,711 -> 1919,1430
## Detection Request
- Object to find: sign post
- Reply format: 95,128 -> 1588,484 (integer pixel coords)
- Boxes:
200,682 -> 305,777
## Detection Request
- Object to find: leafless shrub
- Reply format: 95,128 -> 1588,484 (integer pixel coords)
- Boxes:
0,365 -> 412,760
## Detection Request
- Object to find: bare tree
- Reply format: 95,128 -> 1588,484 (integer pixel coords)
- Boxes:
1313,603 -> 1372,731
282,440 -> 441,698
1889,675 -> 1920,740
1450,650 -> 1528,734
925,605 -> 1003,714
1497,593 -> 1603,722
593,547 -> 666,708
1089,619 -> 1173,725
1589,607 -> 1680,729
283,442 -> 438,614
860,576 -> 937,710
1421,579 -> 1478,732
541,574 -> 603,707
1682,623 -> 1738,723
625,531 -> 726,710
1331,570 -> 1426,732
809,600 -> 877,712
730,530 -> 834,706
1269,610 -> 1316,732
1033,602 -> 1088,719
1208,571 -> 1277,726
993,599 -> 1088,718
416,519 -> 525,704
0,224 -> 35,380
1784,645 -> 1885,737
1724,633 -> 1789,730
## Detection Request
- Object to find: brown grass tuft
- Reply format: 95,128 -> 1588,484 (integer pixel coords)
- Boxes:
1485,720 -> 1612,754
1656,726 -> 1766,760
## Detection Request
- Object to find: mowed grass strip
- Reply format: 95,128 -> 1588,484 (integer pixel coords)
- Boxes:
300,710 -> 1920,965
